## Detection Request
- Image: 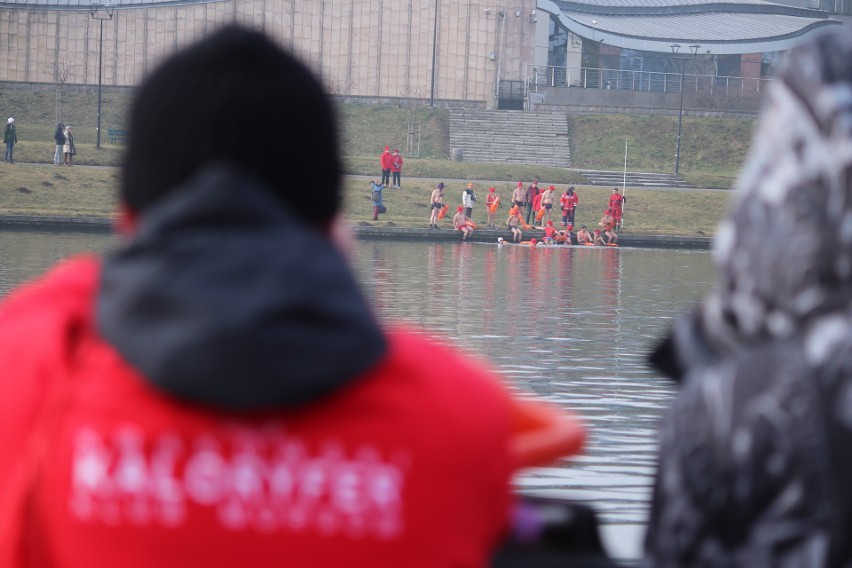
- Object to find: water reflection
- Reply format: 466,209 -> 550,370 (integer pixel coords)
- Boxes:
351,240 -> 716,554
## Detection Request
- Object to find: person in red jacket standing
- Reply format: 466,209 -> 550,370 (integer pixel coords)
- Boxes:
380,145 -> 393,186
0,26 -> 584,568
608,188 -> 625,230
560,186 -> 579,227
390,149 -> 403,188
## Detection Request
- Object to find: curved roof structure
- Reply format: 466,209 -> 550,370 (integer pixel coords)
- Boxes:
540,0 -> 842,54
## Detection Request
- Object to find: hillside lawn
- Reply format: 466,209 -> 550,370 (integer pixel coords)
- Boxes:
0,88 -> 746,234
0,162 -> 732,236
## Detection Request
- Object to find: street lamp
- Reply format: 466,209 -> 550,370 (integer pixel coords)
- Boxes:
670,44 -> 700,175
90,2 -> 115,149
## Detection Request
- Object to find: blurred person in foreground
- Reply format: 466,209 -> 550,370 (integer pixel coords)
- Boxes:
0,26 -> 585,567
645,28 -> 852,567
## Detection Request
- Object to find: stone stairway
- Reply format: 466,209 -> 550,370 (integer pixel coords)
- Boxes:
574,169 -> 694,188
448,108 -> 571,168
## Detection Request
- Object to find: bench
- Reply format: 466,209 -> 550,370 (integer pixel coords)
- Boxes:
108,128 -> 128,144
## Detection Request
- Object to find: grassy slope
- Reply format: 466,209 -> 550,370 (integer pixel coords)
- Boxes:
0,88 -> 748,234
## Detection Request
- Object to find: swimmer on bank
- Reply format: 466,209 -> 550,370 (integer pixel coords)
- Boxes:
576,225 -> 593,245
506,206 -> 523,243
453,206 -> 473,240
593,229 -> 607,246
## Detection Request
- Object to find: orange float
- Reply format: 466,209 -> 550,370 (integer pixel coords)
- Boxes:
488,196 -> 500,214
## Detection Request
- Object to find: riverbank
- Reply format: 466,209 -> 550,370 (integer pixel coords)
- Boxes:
0,162 -> 731,238
0,213 -> 714,250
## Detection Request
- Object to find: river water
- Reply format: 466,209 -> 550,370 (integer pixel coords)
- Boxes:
0,228 -> 717,561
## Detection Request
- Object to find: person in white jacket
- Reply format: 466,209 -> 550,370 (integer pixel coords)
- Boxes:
462,183 -> 477,219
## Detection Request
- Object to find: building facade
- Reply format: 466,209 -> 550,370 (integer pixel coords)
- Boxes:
0,0 -> 841,108
0,0 -> 538,108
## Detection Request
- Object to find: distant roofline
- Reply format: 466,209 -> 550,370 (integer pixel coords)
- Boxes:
552,0 -> 829,19
540,0 -> 842,54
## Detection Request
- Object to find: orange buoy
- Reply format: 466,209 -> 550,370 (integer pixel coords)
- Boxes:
437,204 -> 449,219
488,196 -> 500,214
535,207 -> 545,222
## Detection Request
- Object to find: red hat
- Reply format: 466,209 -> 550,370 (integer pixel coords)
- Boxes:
594,229 -> 601,233
549,185 -> 555,190
530,238 -> 538,245
547,220 -> 553,226
517,181 -> 523,187
489,187 -> 495,192
457,206 -> 464,212
393,149 -> 399,152
384,146 -> 390,151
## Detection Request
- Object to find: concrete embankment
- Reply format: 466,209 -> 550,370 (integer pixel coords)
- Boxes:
0,215 -> 713,250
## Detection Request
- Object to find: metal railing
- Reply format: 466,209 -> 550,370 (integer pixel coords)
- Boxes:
526,64 -> 772,97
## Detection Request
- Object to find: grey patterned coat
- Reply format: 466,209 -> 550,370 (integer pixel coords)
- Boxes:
646,28 -> 852,568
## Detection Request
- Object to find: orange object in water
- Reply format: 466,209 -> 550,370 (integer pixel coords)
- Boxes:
535,208 -> 545,222
581,241 -> 595,246
606,242 -> 619,247
488,196 -> 500,214
510,397 -> 585,468
437,204 -> 449,219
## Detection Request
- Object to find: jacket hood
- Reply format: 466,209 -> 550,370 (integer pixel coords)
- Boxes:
98,165 -> 387,410
651,30 -> 852,382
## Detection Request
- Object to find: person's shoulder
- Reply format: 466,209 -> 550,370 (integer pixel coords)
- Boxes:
380,327 -> 513,403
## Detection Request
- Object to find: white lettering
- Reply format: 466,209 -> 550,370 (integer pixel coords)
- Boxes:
67,425 -> 409,539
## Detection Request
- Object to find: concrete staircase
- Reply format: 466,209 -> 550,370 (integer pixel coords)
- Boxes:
449,108 -> 571,168
574,169 -> 694,188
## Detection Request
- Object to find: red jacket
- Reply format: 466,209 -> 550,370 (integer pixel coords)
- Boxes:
0,167 -> 517,568
380,151 -> 394,170
0,257 -> 515,568
391,153 -> 403,173
608,193 -> 623,212
560,193 -> 578,211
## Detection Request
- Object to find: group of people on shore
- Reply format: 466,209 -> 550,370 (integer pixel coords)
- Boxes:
425,179 -> 625,245
1,119 -> 77,166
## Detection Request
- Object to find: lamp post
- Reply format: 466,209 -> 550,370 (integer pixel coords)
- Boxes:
670,44 -> 700,175
90,2 -> 115,149
430,0 -> 439,107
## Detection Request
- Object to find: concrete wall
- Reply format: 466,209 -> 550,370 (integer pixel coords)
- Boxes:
0,0 -> 539,104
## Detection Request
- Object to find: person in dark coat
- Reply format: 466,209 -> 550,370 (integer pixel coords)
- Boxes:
645,27 -> 852,568
4,117 -> 17,163
54,123 -> 65,165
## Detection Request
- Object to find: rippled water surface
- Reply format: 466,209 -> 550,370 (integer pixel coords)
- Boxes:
351,239 -> 717,558
0,229 -> 717,560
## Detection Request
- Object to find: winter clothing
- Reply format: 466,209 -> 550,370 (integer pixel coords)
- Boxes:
646,28 -> 852,568
4,118 -> 16,163
391,150 -> 403,187
380,146 -> 393,186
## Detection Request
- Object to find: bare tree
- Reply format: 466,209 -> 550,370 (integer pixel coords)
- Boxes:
399,84 -> 428,157
327,79 -> 356,97
54,58 -> 73,124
